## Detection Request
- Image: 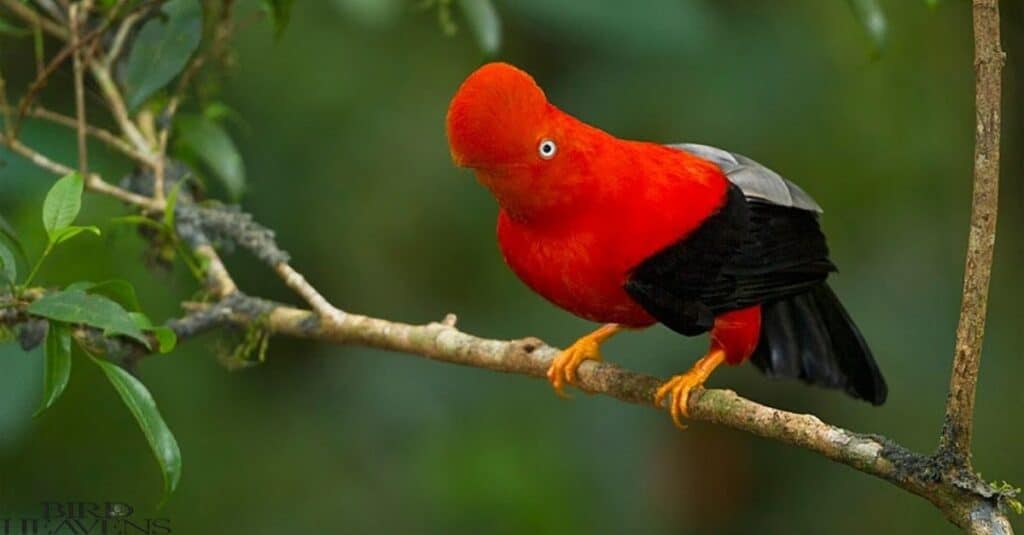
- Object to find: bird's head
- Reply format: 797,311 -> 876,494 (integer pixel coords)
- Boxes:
446,63 -> 603,221
447,62 -> 553,169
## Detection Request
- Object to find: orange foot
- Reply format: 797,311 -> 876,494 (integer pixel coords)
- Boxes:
655,349 -> 726,429
547,324 -> 623,397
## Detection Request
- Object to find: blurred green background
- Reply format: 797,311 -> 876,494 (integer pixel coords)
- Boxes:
1,0 -> 1022,533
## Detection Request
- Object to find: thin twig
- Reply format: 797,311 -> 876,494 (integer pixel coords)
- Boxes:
273,262 -> 346,325
137,109 -> 157,146
33,0 -> 66,25
89,63 -> 151,154
32,20 -> 45,76
0,132 -> 73,175
0,68 -> 13,138
0,0 -> 67,39
104,8 -> 143,66
939,0 -> 1005,465
13,41 -> 77,135
0,131 -> 160,210
28,107 -> 152,164
8,0 -> 122,136
153,56 -> 204,202
194,244 -> 238,298
84,174 -> 161,210
69,1 -> 89,176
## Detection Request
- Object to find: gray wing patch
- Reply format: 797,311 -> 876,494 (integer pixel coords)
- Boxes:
668,143 -> 822,213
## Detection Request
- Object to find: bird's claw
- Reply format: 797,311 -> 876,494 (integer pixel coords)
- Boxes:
654,349 -> 726,429
546,337 -> 603,397
654,372 -> 705,429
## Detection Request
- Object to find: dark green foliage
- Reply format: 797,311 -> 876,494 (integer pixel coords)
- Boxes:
174,114 -> 245,200
118,0 -> 203,110
0,213 -> 25,284
128,312 -> 178,354
66,280 -> 143,312
0,239 -> 15,284
36,321 -> 71,416
28,290 -> 149,348
90,355 -> 182,505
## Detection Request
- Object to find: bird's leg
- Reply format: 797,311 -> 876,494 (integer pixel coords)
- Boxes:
655,306 -> 762,428
547,323 -> 625,397
655,349 -> 726,429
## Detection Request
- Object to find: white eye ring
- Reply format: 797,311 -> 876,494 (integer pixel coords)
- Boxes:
538,139 -> 557,160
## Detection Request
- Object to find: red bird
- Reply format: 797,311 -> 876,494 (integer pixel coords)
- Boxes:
446,63 -> 886,426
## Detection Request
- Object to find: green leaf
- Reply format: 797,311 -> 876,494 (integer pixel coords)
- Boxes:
128,312 -> 177,354
110,215 -> 169,233
50,225 -> 101,246
150,327 -> 177,354
0,213 -> 27,279
263,0 -> 295,38
119,0 -> 203,110
90,356 -> 182,503
456,0 -> 501,55
33,22 -> 44,75
0,240 -> 16,284
35,321 -> 72,416
66,280 -> 142,312
163,179 -> 187,230
28,290 -> 150,348
175,115 -> 245,200
42,173 -> 84,241
0,212 -> 20,244
846,0 -> 886,53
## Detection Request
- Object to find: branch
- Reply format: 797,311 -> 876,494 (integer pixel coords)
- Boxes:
28,107 -> 151,164
1,291 -> 1013,530
89,63 -> 152,155
939,0 -> 1005,465
0,131 -> 159,209
69,0 -> 88,176
273,262 -> 346,325
209,297 -> 1019,531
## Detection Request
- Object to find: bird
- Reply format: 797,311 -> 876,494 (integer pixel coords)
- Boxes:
445,62 -> 887,427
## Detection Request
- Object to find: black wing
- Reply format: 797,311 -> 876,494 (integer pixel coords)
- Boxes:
623,184 -> 834,336
625,144 -> 886,405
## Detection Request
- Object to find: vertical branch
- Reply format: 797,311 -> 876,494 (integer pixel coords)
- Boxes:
152,56 -> 202,203
939,0 -> 1004,463
0,68 -> 13,138
69,1 -> 89,176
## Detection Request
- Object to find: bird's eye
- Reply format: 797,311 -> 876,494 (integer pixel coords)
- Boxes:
538,139 -> 557,160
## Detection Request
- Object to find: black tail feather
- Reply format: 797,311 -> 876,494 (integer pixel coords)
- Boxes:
750,283 -> 887,405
